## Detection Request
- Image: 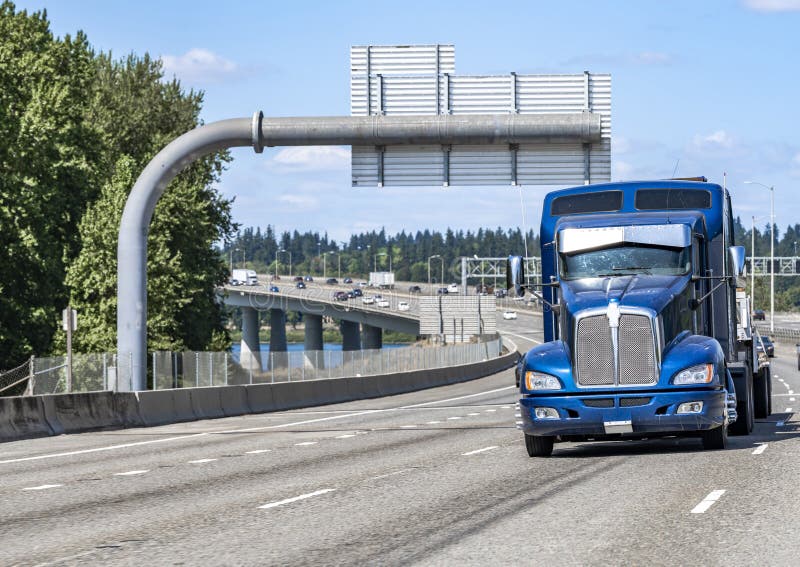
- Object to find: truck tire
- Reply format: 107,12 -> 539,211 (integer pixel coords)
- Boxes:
729,367 -> 754,436
754,367 -> 770,419
525,434 -> 554,457
701,424 -> 728,450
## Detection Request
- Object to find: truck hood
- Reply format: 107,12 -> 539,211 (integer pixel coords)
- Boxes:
560,274 -> 691,315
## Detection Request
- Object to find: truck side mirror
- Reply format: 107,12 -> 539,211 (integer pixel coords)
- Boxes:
728,246 -> 746,277
507,255 -> 526,297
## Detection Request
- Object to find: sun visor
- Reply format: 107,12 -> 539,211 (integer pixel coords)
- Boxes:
558,224 -> 691,254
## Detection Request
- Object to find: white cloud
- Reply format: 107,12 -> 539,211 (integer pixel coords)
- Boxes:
612,159 -> 635,179
276,194 -> 319,208
631,52 -> 672,65
743,0 -> 800,11
161,48 -> 240,84
270,146 -> 350,171
793,152 -> 800,165
692,130 -> 735,149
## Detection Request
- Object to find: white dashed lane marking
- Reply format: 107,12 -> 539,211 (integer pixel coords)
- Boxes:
259,488 -> 336,510
447,417 -> 462,421
245,449 -> 272,454
691,490 -> 726,514
188,459 -> 217,464
335,434 -> 356,439
295,442 -> 317,447
22,484 -> 62,491
426,421 -> 442,424
752,443 -> 768,455
113,470 -> 149,476
462,446 -> 498,456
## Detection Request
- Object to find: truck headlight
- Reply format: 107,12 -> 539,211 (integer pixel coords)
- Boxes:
525,371 -> 562,390
672,363 -> 714,385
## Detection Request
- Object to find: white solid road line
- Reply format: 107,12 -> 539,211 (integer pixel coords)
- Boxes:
752,443 -> 768,455
245,449 -> 272,454
295,442 -> 317,446
0,385 -> 518,467
462,446 -> 498,456
187,458 -> 217,464
114,470 -> 149,476
0,433 -> 209,465
259,488 -> 336,509
691,490 -> 726,514
22,484 -> 63,491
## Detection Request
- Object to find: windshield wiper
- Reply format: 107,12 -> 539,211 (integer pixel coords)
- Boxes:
611,266 -> 652,274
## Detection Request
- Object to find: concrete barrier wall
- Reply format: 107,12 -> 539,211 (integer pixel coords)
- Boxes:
0,349 -> 519,442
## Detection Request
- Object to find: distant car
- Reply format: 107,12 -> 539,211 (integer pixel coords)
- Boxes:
304,275 -> 313,282
333,291 -> 349,301
326,278 -> 338,285
437,287 -> 448,294
362,296 -> 375,305
343,277 -> 353,284
269,285 -> 279,292
296,281 -> 306,289
408,285 -> 422,294
495,289 -> 507,298
358,281 -> 367,287
352,288 -> 363,297
347,290 -> 356,298
753,309 -> 766,321
293,276 -> 303,282
760,335 -> 775,357
229,279 -> 241,286
398,301 -> 410,311
447,283 -> 458,293
503,310 -> 518,320
377,299 -> 390,308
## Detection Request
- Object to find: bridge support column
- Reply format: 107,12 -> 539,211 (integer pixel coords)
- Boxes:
362,324 -> 383,350
240,307 -> 262,373
340,320 -> 361,351
269,309 -> 288,353
304,314 -> 325,369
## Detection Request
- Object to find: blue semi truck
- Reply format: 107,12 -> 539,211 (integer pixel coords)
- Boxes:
509,179 -> 771,456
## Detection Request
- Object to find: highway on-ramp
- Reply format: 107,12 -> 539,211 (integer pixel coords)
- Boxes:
2,314 -> 799,565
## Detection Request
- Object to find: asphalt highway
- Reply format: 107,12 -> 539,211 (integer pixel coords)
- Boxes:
2,312 -> 799,566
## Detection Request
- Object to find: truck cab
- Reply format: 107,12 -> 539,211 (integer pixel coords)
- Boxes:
510,179 -> 766,456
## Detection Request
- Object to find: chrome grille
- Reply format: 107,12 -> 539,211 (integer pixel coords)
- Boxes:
618,315 -> 657,385
575,315 -> 614,386
575,311 -> 658,387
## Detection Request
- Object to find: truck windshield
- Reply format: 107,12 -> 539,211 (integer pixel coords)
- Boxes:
560,244 -> 691,280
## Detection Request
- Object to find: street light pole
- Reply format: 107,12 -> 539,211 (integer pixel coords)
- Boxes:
751,216 -> 756,309
428,254 -> 442,293
745,181 -> 775,332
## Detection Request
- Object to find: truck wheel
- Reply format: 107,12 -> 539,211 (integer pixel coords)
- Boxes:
729,370 -> 754,436
701,424 -> 728,450
754,368 -> 770,419
525,434 -> 554,457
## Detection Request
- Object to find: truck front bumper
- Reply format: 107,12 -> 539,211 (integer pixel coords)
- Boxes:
519,390 -> 727,437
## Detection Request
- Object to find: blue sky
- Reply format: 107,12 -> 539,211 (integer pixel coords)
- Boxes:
15,0 -> 800,242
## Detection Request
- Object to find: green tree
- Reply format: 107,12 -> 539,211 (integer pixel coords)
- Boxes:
0,3 -> 100,368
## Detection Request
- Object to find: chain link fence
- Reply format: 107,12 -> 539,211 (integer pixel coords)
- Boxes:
9,338 -> 503,394
0,358 -> 33,396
